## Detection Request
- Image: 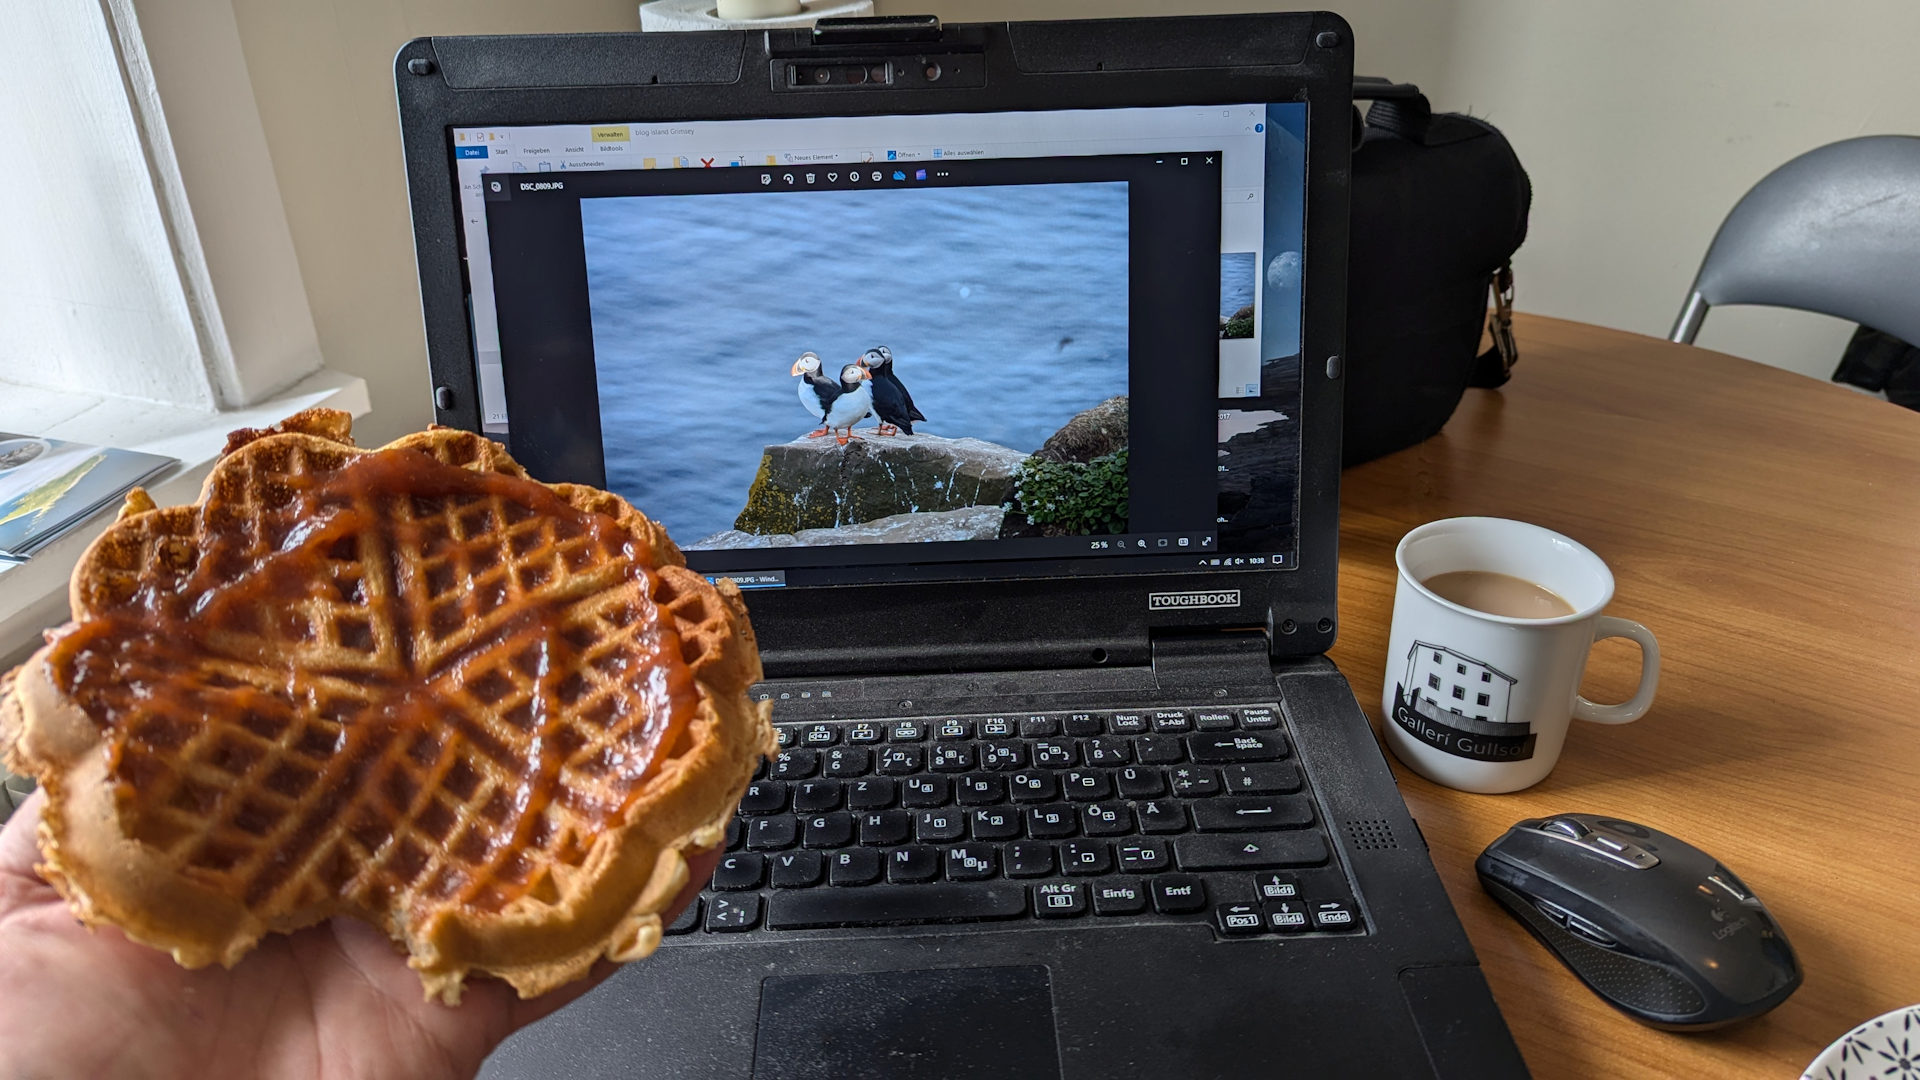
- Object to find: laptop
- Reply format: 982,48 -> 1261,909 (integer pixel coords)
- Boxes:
395,14 -> 1527,1078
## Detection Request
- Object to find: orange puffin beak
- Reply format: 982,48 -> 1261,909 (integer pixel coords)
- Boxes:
790,359 -> 808,376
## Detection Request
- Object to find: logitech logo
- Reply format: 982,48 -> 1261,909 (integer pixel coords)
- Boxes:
1148,590 -> 1241,611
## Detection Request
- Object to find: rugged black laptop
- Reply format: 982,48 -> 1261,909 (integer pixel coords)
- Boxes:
395,14 -> 1527,1078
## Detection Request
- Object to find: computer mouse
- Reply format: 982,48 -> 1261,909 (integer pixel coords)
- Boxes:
1476,813 -> 1801,1030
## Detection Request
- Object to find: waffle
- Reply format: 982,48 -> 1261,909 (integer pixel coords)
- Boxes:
0,409 -> 775,1002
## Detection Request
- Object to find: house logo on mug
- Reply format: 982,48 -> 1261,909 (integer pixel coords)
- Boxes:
1390,641 -> 1537,762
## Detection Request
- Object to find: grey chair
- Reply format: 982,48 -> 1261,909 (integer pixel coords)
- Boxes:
1670,135 -> 1920,347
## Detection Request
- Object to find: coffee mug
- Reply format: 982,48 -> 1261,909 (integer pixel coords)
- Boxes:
1380,517 -> 1659,793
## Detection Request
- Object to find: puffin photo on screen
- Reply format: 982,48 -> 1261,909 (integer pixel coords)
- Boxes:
822,362 -> 874,445
790,351 -> 841,438
859,345 -> 925,436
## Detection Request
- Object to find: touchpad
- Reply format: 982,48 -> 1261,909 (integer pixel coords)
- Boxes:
752,965 -> 1060,1080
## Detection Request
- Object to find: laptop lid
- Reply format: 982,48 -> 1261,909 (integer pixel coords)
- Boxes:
395,14 -> 1353,678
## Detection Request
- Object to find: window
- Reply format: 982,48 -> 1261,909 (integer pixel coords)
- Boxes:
1481,671 -> 1491,682
1451,686 -> 1465,700
1432,651 -> 1442,662
1455,663 -> 1466,675
1477,693 -> 1490,706
1428,674 -> 1441,690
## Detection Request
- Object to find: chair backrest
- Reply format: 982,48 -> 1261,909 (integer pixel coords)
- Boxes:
1671,135 -> 1920,346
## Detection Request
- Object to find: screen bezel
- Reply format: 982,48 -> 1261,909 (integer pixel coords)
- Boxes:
394,13 -> 1354,676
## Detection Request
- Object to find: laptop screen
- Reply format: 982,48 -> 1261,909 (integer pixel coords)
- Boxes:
453,103 -> 1306,590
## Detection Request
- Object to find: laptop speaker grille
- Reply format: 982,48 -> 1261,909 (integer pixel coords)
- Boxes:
1342,818 -> 1400,851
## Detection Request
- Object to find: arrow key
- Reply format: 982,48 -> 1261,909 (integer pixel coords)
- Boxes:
1215,902 -> 1265,935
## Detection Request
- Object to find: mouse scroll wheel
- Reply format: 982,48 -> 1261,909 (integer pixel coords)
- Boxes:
1539,818 -> 1590,840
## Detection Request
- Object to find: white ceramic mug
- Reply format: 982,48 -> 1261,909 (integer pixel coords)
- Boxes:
1380,517 -> 1659,793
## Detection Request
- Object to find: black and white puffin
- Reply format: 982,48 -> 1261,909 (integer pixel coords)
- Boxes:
822,362 -> 873,445
859,345 -> 925,436
791,351 -> 841,438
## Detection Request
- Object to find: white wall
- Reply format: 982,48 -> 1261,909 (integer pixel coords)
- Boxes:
216,0 -> 1920,442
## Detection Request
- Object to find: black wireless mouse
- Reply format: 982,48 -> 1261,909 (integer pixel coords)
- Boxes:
1476,813 -> 1801,1030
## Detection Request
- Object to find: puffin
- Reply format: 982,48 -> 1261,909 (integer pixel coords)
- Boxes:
791,351 -> 841,438
821,362 -> 874,445
859,345 -> 925,436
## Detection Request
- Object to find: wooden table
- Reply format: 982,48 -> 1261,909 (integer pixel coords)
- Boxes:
1329,314 -> 1920,1079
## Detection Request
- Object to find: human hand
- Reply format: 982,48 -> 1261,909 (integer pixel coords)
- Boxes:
0,790 -> 716,1080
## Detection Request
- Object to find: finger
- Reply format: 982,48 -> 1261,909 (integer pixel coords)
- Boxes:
0,789 -> 46,881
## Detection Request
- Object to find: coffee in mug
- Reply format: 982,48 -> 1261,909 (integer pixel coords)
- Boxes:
1382,517 -> 1660,793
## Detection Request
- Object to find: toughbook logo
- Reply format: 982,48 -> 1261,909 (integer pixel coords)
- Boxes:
1149,590 -> 1242,611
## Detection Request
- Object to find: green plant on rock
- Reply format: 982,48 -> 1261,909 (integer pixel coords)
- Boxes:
1009,447 -> 1129,535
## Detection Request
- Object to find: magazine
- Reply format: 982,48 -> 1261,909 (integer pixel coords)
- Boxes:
0,434 -> 176,562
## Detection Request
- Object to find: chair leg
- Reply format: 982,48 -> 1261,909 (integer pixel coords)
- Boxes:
1670,291 -> 1710,345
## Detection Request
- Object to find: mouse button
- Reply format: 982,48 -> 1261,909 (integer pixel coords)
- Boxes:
1705,867 -> 1757,904
1593,817 -> 1654,839
1564,913 -> 1618,948
1536,816 -> 1591,840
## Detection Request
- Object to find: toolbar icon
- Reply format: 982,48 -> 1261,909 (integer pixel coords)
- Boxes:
871,170 -> 882,181
760,175 -> 772,186
892,170 -> 905,180
783,173 -> 794,184
805,172 -> 816,183
827,171 -> 838,181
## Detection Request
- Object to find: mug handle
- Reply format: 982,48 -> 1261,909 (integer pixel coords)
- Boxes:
1572,616 -> 1660,725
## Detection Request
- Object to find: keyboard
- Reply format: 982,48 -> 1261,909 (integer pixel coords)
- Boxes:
661,704 -> 1366,940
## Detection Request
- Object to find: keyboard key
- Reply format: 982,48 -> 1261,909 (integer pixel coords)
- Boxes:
1169,766 -> 1221,797
888,719 -> 926,742
1026,805 -> 1077,839
1117,839 -> 1171,874
1194,709 -> 1237,731
1221,763 -> 1303,795
1173,832 -> 1330,870
1187,732 -> 1288,764
1254,873 -> 1301,900
747,817 -> 798,850
1060,770 -> 1111,801
1033,881 -> 1087,918
1135,799 -> 1188,834
1092,879 -> 1147,915
932,718 -> 971,740
970,806 -> 1020,840
767,883 -> 1026,929
1031,740 -> 1075,767
666,898 -> 701,934
845,777 -> 897,809
802,723 -> 837,746
845,721 -> 884,744
802,812 -> 854,848
1192,796 -> 1314,832
828,848 -> 882,886
1063,712 -> 1105,737
980,743 -> 1026,771
1081,803 -> 1131,836
739,780 -> 788,815
822,747 -> 870,778
901,776 -> 949,808
914,809 -> 966,843
945,844 -> 997,881
978,716 -> 1016,739
726,819 -> 743,851
1152,874 -> 1207,914
769,850 -> 824,889
877,746 -> 923,775
1264,899 -> 1310,932
929,745 -> 974,772
1004,840 -> 1054,878
1215,902 -> 1264,935
1115,766 -> 1166,799
1238,705 -> 1281,729
956,773 -> 1005,805
1311,897 -> 1361,931
1134,735 -> 1185,764
792,779 -> 843,812
1008,771 -> 1058,802
1082,737 -> 1132,766
858,810 -> 911,846
775,726 -> 796,749
705,894 -> 761,932
887,846 -> 939,884
1152,710 -> 1193,734
1107,712 -> 1150,735
771,748 -> 819,780
711,853 -> 764,890
1057,840 -> 1111,875
1019,714 -> 1058,737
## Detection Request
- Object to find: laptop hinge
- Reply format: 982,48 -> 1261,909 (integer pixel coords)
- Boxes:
1148,628 -> 1273,689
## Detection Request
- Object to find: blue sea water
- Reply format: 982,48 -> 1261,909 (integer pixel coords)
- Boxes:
1219,252 -> 1256,319
581,182 -> 1130,541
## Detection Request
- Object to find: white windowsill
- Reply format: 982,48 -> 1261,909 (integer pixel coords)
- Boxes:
0,368 -> 370,666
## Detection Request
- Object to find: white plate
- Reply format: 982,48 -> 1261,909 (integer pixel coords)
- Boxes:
1802,1004 -> 1920,1080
